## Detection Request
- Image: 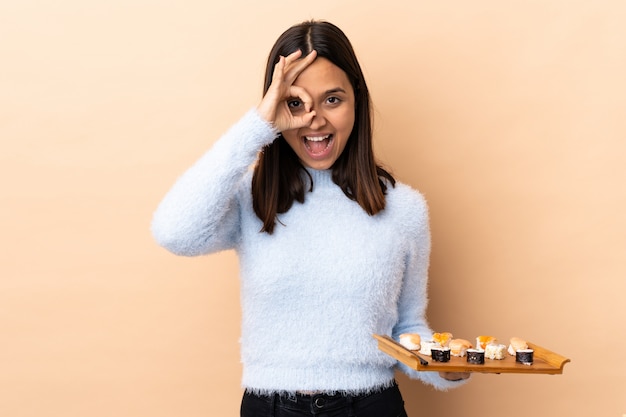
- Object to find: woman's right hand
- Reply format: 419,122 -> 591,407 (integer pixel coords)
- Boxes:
257,49 -> 318,133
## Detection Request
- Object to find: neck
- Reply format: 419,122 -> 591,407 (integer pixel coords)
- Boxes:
304,167 -> 334,188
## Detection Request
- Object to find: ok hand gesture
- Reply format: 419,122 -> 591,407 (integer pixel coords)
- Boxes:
257,49 -> 317,133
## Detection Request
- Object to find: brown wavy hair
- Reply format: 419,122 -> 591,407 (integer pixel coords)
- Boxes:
252,20 -> 395,233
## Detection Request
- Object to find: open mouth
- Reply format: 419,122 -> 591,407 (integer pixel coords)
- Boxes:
303,134 -> 333,155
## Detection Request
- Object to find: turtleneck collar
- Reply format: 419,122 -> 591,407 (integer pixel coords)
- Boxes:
304,167 -> 335,189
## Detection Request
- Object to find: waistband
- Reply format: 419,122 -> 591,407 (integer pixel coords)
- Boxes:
244,380 -> 399,414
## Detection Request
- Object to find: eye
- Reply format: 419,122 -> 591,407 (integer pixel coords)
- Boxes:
326,96 -> 341,105
287,99 -> 302,109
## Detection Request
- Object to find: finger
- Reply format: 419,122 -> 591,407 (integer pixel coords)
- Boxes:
273,50 -> 317,90
271,55 -> 286,84
288,85 -> 313,112
283,49 -> 303,64
286,110 -> 316,131
446,372 -> 470,381
280,50 -> 304,80
288,50 -> 317,74
284,50 -> 317,82
298,110 -> 316,127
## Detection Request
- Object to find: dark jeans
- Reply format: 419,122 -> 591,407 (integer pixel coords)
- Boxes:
240,381 -> 408,417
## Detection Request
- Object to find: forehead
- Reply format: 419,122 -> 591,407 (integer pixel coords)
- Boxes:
293,58 -> 353,93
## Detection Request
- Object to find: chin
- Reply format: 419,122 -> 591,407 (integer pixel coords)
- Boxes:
302,160 -> 335,170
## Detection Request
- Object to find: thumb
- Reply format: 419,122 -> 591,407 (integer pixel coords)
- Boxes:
296,110 -> 316,128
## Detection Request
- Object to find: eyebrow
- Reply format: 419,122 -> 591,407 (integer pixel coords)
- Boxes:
324,88 -> 348,95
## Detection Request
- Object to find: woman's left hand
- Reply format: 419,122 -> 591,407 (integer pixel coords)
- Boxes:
439,372 -> 471,381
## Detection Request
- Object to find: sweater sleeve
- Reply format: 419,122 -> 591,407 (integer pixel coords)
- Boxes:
391,189 -> 468,391
151,109 -> 278,256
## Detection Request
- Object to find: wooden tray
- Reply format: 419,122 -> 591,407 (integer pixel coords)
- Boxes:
374,335 -> 570,374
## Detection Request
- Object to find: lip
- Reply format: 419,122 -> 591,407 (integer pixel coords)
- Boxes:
301,134 -> 335,160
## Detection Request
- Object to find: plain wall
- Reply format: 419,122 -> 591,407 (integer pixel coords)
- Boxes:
1,0 -> 625,416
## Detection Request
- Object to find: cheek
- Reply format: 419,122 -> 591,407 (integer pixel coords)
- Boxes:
282,131 -> 307,157
338,110 -> 356,135
282,130 -> 299,147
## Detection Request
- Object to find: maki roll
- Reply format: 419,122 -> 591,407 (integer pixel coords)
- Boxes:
466,348 -> 485,364
516,349 -> 534,365
431,346 -> 451,362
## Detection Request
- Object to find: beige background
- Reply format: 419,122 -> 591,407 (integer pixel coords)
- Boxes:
2,0 -> 625,416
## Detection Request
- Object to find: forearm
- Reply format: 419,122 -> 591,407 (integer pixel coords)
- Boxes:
151,109 -> 278,256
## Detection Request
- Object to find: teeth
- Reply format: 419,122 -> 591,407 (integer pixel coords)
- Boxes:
305,135 -> 330,142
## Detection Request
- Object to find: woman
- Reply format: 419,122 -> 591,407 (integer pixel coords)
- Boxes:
152,20 -> 469,417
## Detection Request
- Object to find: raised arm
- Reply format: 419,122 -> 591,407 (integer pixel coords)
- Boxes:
151,49 -> 320,256
150,110 -> 277,256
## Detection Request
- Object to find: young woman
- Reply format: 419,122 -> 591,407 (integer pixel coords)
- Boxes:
152,20 -> 469,417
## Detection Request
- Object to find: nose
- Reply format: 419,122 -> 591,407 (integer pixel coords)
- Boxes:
308,109 -> 327,130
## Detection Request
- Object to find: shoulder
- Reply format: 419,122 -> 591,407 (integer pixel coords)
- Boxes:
383,181 -> 430,235
385,181 -> 428,215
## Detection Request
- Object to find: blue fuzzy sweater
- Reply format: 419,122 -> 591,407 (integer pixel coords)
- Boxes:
151,109 -> 465,393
